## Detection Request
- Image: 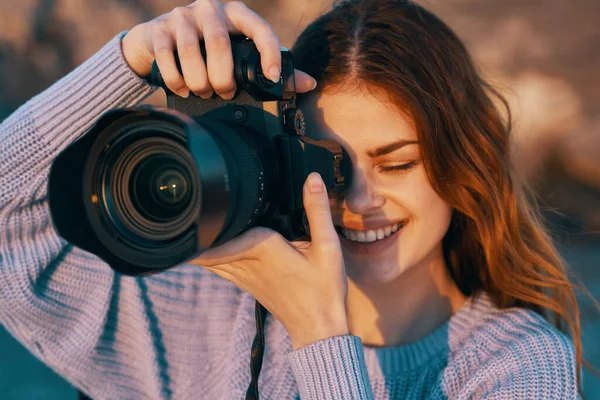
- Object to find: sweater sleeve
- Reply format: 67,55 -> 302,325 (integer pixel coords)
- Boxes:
0,32 -> 155,394
287,335 -> 375,400
460,315 -> 581,400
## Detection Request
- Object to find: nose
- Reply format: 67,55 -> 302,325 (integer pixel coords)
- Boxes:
337,167 -> 385,214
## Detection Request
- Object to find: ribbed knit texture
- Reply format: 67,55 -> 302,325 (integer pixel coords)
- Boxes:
0,33 -> 580,400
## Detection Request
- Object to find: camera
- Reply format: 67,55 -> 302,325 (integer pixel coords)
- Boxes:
48,37 -> 351,276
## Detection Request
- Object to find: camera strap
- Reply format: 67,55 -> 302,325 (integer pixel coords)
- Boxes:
244,300 -> 269,400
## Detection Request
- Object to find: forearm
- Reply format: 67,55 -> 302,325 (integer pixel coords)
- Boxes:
0,31 -> 154,211
0,30 -> 156,308
0,31 -> 156,391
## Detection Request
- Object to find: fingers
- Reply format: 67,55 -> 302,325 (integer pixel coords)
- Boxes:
152,20 -> 189,97
199,1 -> 236,99
173,8 -> 212,98
224,1 -> 281,82
161,0 -> 282,98
302,173 -> 341,260
123,1 -> 318,99
191,226 -> 277,266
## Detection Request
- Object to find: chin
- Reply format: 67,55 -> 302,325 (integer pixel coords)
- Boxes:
345,257 -> 411,286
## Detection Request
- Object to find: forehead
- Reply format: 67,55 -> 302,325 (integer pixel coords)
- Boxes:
300,87 -> 418,148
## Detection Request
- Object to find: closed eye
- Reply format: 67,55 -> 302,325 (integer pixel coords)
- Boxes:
377,161 -> 418,175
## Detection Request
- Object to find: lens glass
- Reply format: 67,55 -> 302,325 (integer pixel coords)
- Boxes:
154,169 -> 188,205
131,154 -> 193,222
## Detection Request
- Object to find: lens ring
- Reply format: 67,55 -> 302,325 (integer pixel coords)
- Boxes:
101,131 -> 200,242
89,109 -> 277,261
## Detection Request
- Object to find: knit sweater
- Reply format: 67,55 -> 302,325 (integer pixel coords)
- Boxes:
0,33 -> 580,400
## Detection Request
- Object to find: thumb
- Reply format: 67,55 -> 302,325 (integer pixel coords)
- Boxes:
303,172 -> 340,257
294,69 -> 318,93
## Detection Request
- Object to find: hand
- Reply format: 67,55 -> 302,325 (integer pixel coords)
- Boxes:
121,0 -> 317,99
190,173 -> 350,350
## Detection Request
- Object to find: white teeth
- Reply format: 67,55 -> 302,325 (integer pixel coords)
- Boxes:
347,230 -> 357,241
340,223 -> 403,243
384,225 -> 392,236
366,230 -> 377,242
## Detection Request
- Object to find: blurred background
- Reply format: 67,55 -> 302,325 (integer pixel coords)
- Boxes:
0,0 -> 598,398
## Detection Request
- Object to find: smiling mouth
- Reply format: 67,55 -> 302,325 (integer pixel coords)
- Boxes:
335,221 -> 405,243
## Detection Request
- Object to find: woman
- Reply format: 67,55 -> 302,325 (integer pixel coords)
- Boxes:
0,0 -> 586,398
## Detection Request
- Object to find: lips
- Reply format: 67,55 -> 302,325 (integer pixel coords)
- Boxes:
334,218 -> 408,243
336,221 -> 406,255
334,219 -> 408,231
337,222 -> 404,242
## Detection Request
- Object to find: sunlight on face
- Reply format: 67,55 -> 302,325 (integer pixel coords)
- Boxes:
301,86 -> 453,286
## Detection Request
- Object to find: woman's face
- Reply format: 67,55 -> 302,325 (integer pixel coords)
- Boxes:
301,86 -> 453,286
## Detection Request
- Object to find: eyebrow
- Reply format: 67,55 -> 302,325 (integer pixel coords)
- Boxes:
366,140 -> 419,158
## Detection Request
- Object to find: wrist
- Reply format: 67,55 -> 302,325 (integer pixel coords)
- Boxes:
289,318 -> 350,350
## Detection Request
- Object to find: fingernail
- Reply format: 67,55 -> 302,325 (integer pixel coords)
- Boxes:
308,173 -> 324,193
177,89 -> 190,98
309,78 -> 317,91
269,66 -> 281,83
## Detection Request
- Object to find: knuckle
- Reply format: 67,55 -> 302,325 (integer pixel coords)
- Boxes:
207,31 -> 231,51
254,226 -> 276,241
197,0 -> 222,12
254,227 -> 279,242
262,234 -> 284,252
178,41 -> 199,60
170,6 -> 190,19
223,1 -> 247,13
251,18 -> 276,42
243,229 -> 275,257
255,19 -> 273,35
154,46 -> 173,59
152,20 -> 171,36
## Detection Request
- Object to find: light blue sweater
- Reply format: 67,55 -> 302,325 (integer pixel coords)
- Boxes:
0,33 -> 580,400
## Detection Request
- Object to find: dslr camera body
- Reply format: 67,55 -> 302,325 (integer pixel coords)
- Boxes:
48,37 -> 350,276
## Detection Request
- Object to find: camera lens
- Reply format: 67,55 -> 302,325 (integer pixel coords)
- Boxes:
95,129 -> 202,245
130,154 -> 193,222
79,108 -> 278,273
155,169 -> 188,205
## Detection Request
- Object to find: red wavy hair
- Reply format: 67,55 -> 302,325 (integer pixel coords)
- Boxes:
292,0 -> 596,393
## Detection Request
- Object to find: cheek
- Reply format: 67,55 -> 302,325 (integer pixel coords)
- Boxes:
420,198 -> 453,238
398,172 -> 453,235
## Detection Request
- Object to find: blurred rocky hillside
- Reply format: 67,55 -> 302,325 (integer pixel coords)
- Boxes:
1,0 -> 598,240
